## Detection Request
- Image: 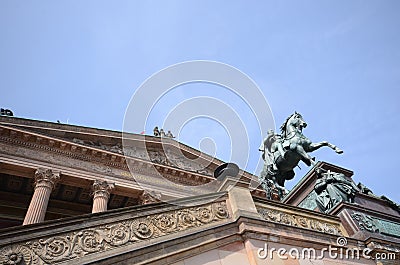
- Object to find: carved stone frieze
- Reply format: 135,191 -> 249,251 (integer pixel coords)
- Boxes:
70,138 -> 214,177
0,135 -> 127,171
149,150 -> 213,176
0,244 -> 39,265
1,131 -> 213,184
123,146 -> 148,159
1,140 -> 218,200
367,241 -> 400,253
0,201 -> 230,265
256,204 -> 343,236
72,138 -> 124,155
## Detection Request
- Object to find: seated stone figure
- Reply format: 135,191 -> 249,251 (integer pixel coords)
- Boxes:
314,167 -> 359,213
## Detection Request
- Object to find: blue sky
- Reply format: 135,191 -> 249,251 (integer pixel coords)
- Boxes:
1,1 -> 400,202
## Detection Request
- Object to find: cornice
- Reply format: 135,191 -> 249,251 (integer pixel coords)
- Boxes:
0,125 -> 215,187
0,116 -> 258,183
0,117 -> 265,197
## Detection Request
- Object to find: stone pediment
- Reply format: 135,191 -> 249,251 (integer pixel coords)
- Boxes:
0,116 -> 221,178
0,116 -> 259,192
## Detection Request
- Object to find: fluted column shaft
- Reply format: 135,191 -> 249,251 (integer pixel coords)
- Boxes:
91,180 -> 114,213
23,168 -> 60,225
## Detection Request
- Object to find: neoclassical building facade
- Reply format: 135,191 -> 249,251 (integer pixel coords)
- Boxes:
0,115 -> 399,265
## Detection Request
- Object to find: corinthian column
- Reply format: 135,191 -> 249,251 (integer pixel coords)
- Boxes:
91,180 -> 114,213
23,168 -> 60,225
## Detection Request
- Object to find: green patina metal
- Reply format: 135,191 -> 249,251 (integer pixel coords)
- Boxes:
259,112 -> 343,200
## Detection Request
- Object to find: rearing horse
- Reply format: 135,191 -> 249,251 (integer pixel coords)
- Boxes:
260,112 -> 343,188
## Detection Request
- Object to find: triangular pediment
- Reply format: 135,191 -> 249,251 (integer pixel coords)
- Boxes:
0,116 -> 260,191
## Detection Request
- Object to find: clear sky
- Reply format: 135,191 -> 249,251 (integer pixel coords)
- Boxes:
1,1 -> 399,202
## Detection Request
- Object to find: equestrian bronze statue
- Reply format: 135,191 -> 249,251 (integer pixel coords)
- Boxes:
259,112 -> 343,195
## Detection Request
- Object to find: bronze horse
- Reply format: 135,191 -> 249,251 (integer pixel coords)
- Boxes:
260,112 -> 343,189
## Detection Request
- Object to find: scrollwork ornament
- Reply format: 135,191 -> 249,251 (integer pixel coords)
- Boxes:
0,201 -> 230,264
279,213 -> 292,225
262,209 -> 279,221
256,206 -> 342,236
196,207 -> 214,223
103,223 -> 130,246
78,230 -> 104,253
153,213 -> 177,233
3,252 -> 22,265
178,210 -> 196,228
132,221 -> 154,239
324,224 -> 337,234
213,203 -> 229,219
297,217 -> 308,228
36,236 -> 71,262
0,245 -> 34,265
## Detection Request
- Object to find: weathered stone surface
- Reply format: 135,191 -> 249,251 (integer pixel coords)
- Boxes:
255,199 -> 345,236
0,199 -> 230,264
1,116 -> 399,265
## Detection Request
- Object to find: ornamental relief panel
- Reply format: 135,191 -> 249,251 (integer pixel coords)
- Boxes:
70,137 -> 215,175
0,142 -> 117,177
0,201 -> 230,265
256,205 -> 343,236
351,211 -> 400,237
70,138 -> 214,176
1,135 -> 214,177
148,150 -> 213,176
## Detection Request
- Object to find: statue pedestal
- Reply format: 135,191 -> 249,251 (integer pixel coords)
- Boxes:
283,161 -> 400,257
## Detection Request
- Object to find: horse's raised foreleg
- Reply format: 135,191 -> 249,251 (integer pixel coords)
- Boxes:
327,142 -> 343,154
296,145 -> 316,166
308,141 -> 343,154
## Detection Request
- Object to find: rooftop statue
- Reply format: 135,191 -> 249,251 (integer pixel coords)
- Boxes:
153,126 -> 160,136
166,130 -> 175,138
314,167 -> 359,213
160,128 -> 166,137
259,112 -> 343,198
153,126 -> 175,138
0,108 -> 13,116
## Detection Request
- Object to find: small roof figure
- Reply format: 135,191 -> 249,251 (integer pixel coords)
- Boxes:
160,129 -> 166,137
153,126 -> 160,136
0,108 -> 13,116
166,130 -> 175,138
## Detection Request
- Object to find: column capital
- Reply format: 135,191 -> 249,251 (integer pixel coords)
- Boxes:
34,168 -> 60,190
92,180 -> 115,200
